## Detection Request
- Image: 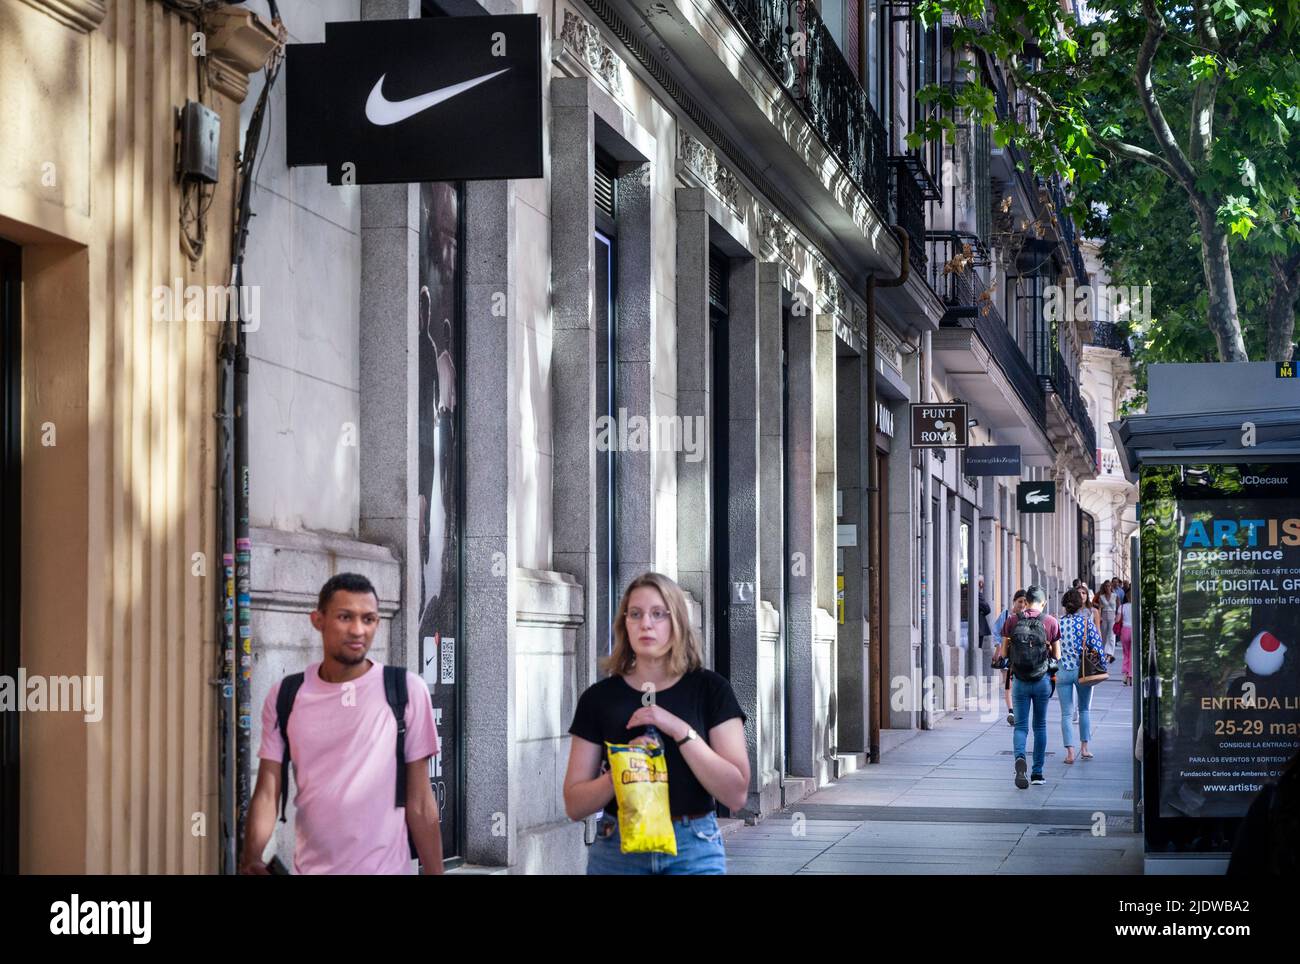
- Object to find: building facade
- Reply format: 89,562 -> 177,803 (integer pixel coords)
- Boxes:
1078,240 -> 1140,584
2,0 -> 276,872
4,0 -> 1125,874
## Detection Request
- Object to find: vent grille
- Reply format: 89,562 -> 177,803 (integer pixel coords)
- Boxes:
708,256 -> 728,313
595,159 -> 616,220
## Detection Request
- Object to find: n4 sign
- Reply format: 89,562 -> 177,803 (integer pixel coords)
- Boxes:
286,15 -> 543,184
909,403 -> 968,448
1017,480 -> 1057,514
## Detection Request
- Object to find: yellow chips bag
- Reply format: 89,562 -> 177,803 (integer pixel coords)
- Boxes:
606,739 -> 677,855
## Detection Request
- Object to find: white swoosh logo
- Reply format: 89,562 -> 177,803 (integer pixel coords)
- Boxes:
365,68 -> 511,126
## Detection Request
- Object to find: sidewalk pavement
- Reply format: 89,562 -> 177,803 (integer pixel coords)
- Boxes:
723,676 -> 1144,874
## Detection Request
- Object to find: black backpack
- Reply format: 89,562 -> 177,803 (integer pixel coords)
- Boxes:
1009,613 -> 1049,682
275,664 -> 418,857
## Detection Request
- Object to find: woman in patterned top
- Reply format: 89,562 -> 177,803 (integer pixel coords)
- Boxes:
1056,588 -> 1107,764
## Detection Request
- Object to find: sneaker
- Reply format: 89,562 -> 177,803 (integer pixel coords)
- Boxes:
1014,757 -> 1029,789
1007,711 -> 1015,727
1031,772 -> 1046,785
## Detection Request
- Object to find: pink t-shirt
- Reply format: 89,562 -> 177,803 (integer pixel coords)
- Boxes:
258,660 -> 439,875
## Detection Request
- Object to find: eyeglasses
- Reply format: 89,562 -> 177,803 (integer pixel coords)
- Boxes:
626,607 -> 670,624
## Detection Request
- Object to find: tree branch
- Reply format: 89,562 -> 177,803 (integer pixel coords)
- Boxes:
1002,51 -> 1185,187
1138,0 -> 1200,194
1188,0 -> 1222,167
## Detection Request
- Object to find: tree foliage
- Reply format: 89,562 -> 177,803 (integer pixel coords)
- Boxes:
911,0 -> 1300,362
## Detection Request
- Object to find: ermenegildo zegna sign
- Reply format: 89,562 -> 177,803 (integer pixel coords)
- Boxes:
963,445 -> 1021,476
286,15 -> 543,185
909,403 -> 968,448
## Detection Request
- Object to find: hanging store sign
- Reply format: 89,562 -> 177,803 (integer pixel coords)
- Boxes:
909,403 -> 968,448
286,15 -> 543,184
876,401 -> 894,438
1016,479 -> 1057,513
964,445 -> 1021,476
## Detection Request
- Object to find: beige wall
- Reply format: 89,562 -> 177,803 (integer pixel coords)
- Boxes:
2,0 -> 271,873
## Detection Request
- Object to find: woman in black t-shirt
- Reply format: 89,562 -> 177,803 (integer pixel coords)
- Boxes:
563,571 -> 749,874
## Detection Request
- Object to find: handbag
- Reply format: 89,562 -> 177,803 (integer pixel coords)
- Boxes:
1079,639 -> 1109,686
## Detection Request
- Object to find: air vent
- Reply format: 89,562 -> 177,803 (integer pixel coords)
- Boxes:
708,253 -> 728,314
594,157 -> 616,220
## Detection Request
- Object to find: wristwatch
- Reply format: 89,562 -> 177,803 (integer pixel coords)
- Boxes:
676,727 -> 699,746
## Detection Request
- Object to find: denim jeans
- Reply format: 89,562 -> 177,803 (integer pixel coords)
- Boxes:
585,812 -> 727,875
1011,674 -> 1052,774
1056,666 -> 1093,748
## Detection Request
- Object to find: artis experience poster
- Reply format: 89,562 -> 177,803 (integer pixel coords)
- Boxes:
1140,464 -> 1300,822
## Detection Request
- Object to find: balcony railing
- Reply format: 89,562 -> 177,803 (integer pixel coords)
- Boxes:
1038,174 -> 1091,283
927,232 -> 989,307
1098,447 -> 1124,478
940,288 -> 1046,429
718,0 -> 889,210
1043,349 -> 1098,456
1092,321 -> 1132,356
891,160 -> 928,274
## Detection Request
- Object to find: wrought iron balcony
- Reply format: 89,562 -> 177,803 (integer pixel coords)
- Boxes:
890,159 -> 928,274
1043,349 -> 1098,456
1091,321 -> 1132,356
718,0 -> 889,210
927,232 -> 987,308
939,286 -> 1046,429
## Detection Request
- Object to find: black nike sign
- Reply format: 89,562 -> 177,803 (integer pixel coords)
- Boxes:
287,15 -> 542,185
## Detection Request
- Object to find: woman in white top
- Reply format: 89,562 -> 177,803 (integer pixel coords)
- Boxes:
1098,580 -> 1119,661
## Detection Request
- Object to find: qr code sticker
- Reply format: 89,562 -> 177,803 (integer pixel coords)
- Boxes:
440,637 -> 455,685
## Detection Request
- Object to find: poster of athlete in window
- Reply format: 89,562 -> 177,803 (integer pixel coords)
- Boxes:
1142,464 -> 1300,822
418,181 -> 462,856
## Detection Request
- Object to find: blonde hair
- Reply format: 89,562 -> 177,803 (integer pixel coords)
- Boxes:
603,572 -> 703,677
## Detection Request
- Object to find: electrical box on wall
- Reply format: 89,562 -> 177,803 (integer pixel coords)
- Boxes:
177,100 -> 220,184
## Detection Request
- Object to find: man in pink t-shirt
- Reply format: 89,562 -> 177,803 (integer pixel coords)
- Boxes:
240,573 -> 443,875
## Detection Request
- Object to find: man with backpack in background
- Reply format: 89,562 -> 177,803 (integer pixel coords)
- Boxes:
992,590 -> 1027,726
240,572 -> 444,874
998,585 -> 1061,789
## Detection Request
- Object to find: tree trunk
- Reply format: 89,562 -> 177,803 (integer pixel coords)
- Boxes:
1265,254 -> 1299,362
1195,207 -> 1248,361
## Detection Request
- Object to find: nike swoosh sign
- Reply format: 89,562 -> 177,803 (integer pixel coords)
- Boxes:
365,68 -> 511,126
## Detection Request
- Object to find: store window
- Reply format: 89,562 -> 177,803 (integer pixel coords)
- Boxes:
417,181 -> 465,860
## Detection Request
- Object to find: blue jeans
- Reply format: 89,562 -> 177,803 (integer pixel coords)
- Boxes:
585,812 -> 727,875
1011,674 -> 1052,774
1057,666 -> 1093,748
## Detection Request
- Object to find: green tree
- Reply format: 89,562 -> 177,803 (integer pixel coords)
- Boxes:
912,0 -> 1300,361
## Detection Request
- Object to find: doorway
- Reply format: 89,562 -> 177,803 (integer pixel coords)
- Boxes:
709,248 -> 730,678
869,446 -> 890,751
1,238 -> 20,874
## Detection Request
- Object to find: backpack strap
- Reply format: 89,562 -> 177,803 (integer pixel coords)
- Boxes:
275,672 -> 306,823
383,665 -> 409,808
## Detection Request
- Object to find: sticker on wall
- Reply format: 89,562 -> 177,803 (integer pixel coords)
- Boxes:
440,637 -> 456,685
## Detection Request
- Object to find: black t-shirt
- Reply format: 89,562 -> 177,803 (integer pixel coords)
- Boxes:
568,669 -> 747,817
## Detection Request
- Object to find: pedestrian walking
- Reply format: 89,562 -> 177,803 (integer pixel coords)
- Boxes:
1119,596 -> 1134,685
999,586 -> 1061,788
1098,580 -> 1119,661
241,573 -> 444,875
563,571 -> 750,874
993,590 -> 1027,725
1057,588 -> 1106,765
